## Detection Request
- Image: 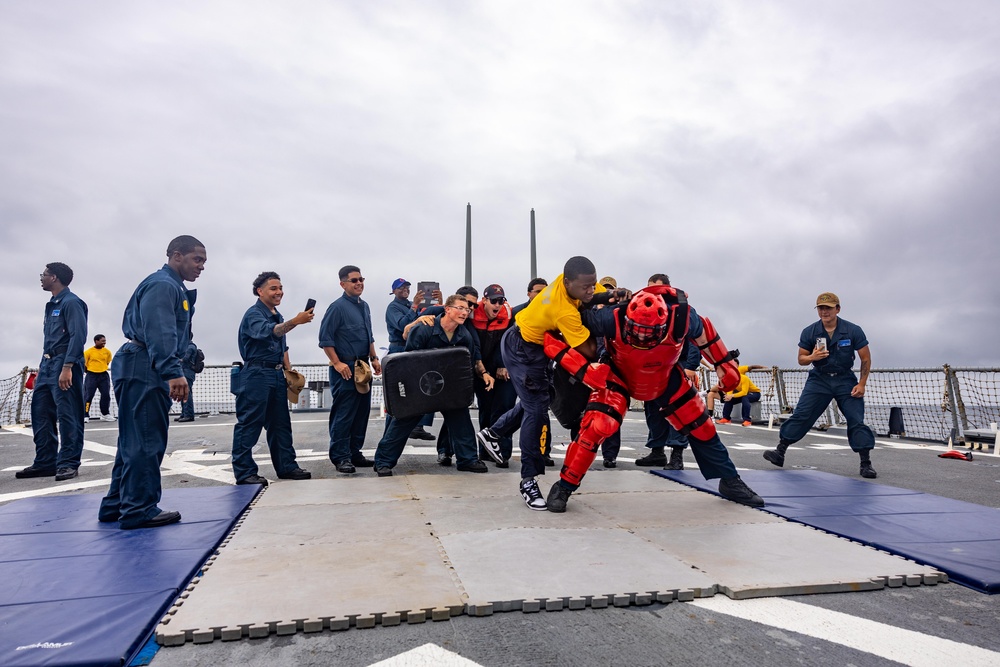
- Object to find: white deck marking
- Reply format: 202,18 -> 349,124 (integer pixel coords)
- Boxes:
366,643 -> 483,666
691,596 -> 1000,667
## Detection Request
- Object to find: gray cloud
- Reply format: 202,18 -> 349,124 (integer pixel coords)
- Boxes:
2,1 -> 999,379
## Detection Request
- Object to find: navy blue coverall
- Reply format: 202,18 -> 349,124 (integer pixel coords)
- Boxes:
319,292 -> 375,466
99,266 -> 194,528
30,288 -> 88,472
230,299 -> 304,481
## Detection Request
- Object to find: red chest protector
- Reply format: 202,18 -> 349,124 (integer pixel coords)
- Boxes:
607,285 -> 689,401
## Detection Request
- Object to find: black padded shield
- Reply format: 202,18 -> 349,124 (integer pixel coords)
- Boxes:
381,347 -> 475,419
550,364 -> 590,431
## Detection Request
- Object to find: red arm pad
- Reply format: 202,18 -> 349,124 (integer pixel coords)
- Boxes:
697,316 -> 740,393
544,331 -> 609,390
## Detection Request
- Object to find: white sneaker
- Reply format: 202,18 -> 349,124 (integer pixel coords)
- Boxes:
100,415 -> 117,422
476,428 -> 504,464
83,416 -> 90,423
519,477 -> 548,511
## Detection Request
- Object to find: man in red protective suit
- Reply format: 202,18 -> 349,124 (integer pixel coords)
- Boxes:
543,285 -> 765,512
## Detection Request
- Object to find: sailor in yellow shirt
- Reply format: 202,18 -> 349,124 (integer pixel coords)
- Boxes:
83,334 -> 115,422
715,362 -> 766,425
476,256 -> 607,510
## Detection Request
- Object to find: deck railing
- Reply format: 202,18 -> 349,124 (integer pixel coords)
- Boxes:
3,364 -> 998,445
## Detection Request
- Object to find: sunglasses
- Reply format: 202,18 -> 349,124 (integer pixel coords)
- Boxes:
466,300 -> 479,309
488,297 -> 505,305
343,277 -> 365,284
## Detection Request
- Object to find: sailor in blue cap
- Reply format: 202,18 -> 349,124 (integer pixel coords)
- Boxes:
762,292 -> 877,478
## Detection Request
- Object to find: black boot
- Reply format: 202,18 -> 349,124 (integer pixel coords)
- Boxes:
859,450 -> 877,478
719,476 -> 765,507
546,482 -> 573,513
762,441 -> 790,467
635,447 -> 667,467
663,446 -> 685,470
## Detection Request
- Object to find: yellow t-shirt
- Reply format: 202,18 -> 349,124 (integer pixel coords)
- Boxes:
514,273 -> 604,348
84,346 -> 113,374
730,365 -> 761,398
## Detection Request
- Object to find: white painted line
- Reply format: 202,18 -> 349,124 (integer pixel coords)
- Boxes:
0,478 -> 114,503
367,642 -> 482,667
690,596 -> 1000,667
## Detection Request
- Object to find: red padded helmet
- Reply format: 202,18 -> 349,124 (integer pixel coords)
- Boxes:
623,292 -> 669,348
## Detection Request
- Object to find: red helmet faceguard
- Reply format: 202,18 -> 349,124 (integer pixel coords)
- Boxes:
623,292 -> 669,349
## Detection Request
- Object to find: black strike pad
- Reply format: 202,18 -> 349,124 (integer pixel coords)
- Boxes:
382,348 -> 474,419
653,469 -> 1000,594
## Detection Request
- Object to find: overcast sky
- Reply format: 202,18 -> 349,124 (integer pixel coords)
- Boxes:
3,1 -> 999,377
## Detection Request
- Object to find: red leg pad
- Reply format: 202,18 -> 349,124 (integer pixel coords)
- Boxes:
561,386 -> 627,486
663,380 -> 718,441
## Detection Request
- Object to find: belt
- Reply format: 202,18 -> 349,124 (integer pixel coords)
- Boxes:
246,360 -> 283,369
42,348 -> 68,359
820,370 -> 849,377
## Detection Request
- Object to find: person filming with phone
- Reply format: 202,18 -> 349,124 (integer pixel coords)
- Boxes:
229,271 -> 314,486
762,292 -> 876,478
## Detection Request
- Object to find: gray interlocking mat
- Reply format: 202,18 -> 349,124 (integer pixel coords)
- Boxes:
157,471 -> 943,644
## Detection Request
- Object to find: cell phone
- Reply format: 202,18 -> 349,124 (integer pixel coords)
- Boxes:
416,282 -> 440,309
305,298 -> 316,312
815,338 -> 827,352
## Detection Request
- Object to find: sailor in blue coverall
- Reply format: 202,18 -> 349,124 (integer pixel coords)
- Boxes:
230,271 -> 313,485
17,262 -> 88,481
98,236 -> 206,529
763,292 -> 877,478
319,265 -> 382,474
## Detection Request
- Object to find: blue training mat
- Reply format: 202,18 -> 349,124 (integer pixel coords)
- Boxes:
652,469 -> 1000,594
0,485 -> 260,667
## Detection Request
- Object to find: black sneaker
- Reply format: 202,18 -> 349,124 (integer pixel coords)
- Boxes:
476,428 -> 504,464
603,459 -> 616,468
546,483 -> 572,513
519,477 -> 547,511
457,460 -> 488,473
335,460 -> 356,474
409,427 -> 436,441
635,448 -> 666,467
351,456 -> 375,468
437,452 -> 452,467
718,476 -> 765,507
375,466 -> 393,477
543,455 -> 556,467
762,449 -> 785,467
237,474 -> 269,486
496,460 -> 509,469
860,461 -> 877,479
15,466 -> 56,479
277,468 -> 311,480
55,467 -> 79,481
663,447 -> 685,470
